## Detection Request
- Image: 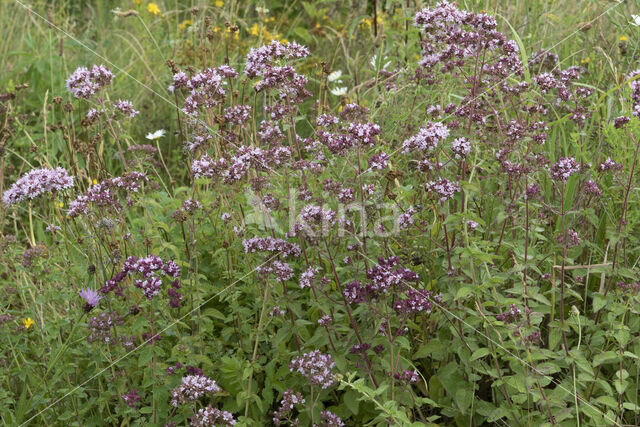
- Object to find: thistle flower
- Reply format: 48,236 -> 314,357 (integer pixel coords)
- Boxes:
3,167 -> 74,206
78,287 -> 102,311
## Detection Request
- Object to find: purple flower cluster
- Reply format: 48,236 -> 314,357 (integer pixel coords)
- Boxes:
289,350 -> 335,389
398,206 -> 417,229
3,167 -> 74,206
245,40 -> 309,78
315,109 -> 381,154
191,145 -> 291,183
584,180 -> 601,197
394,369 -> 419,386
599,157 -> 622,172
549,157 -> 579,182
257,260 -> 294,281
557,229 -> 581,248
616,281 -> 640,295
190,406 -> 236,426
171,66 -> 237,116
496,304 -> 522,323
243,41 -> 311,104
272,389 -> 304,426
68,171 -> 148,217
402,123 -> 449,153
425,178 -> 460,202
613,115 -> 630,128
318,314 -> 332,326
242,237 -> 301,258
224,104 -> 252,125
87,312 -> 123,345
393,288 -> 440,315
299,266 -> 319,288
102,255 -> 181,306
451,137 -> 471,159
170,374 -> 221,407
368,152 -> 390,170
113,99 -> 139,118
628,70 -> 640,116
367,256 -> 419,293
320,411 -> 345,427
66,64 -> 114,99
121,389 -> 141,408
414,2 -> 523,79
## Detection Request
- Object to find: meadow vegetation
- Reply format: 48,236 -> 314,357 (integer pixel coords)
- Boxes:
1,0 -> 640,425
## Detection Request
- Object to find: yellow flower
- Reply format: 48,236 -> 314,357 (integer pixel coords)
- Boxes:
215,0 -> 224,7
23,318 -> 34,329
147,2 -> 161,16
619,35 -> 628,42
178,19 -> 192,31
249,23 -> 260,36
580,57 -> 590,64
92,179 -> 98,185
133,0 -> 142,4
56,201 -> 64,208
360,17 -> 372,27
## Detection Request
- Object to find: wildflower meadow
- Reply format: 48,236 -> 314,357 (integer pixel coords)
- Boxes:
2,0 -> 640,425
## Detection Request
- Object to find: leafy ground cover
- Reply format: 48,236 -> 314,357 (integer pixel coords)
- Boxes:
1,0 -> 640,425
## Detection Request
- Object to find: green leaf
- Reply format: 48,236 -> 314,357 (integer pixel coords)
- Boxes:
592,294 -> 607,313
138,347 -> 154,367
343,389 -> 360,415
470,348 -> 491,361
456,286 -> 473,300
438,362 -> 472,414
593,351 -> 618,367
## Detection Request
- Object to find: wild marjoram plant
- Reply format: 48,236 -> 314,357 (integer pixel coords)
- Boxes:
2,1 -> 640,425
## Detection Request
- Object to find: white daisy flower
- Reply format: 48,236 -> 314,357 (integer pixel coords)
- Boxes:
327,70 -> 343,82
145,129 -> 166,140
330,87 -> 348,96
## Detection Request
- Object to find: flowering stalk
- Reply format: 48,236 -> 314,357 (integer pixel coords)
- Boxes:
322,237 -> 379,388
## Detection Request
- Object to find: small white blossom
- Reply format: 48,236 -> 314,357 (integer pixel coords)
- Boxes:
146,129 -> 166,140
330,86 -> 348,96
